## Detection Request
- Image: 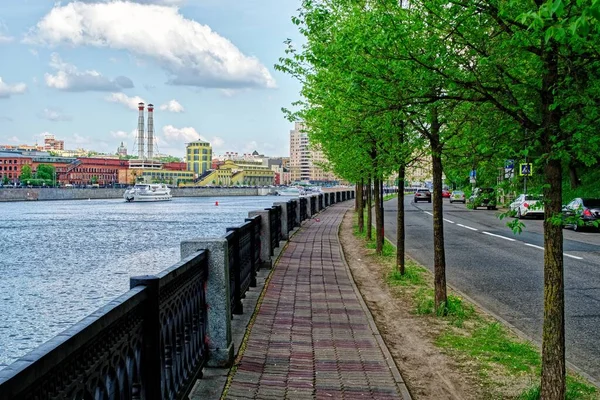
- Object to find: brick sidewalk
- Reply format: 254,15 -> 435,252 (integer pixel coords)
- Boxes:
225,204 -> 411,400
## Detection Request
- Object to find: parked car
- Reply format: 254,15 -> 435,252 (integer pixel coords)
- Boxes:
441,189 -> 451,198
510,194 -> 544,219
414,188 -> 432,203
449,190 -> 466,204
561,198 -> 600,231
470,187 -> 497,210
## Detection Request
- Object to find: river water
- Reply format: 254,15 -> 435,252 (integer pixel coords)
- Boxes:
0,196 -> 280,369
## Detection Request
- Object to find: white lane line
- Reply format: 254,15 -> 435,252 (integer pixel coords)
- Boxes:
424,211 -> 433,216
482,232 -> 516,242
444,218 -> 455,224
564,253 -> 584,260
457,223 -> 478,231
525,243 -> 544,250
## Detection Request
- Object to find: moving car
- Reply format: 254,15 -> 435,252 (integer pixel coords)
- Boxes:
414,188 -> 432,203
510,194 -> 544,219
470,187 -> 497,210
441,189 -> 451,198
449,190 -> 466,204
561,198 -> 600,231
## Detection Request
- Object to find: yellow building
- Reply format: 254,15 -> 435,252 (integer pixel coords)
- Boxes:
193,160 -> 274,186
129,168 -> 195,185
186,140 -> 212,177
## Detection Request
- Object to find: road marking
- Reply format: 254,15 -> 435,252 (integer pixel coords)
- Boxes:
564,253 -> 583,260
525,243 -> 544,250
483,232 -> 516,241
424,211 -> 433,216
457,223 -> 478,231
444,219 -> 455,224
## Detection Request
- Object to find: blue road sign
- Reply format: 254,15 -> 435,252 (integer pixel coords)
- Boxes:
505,159 -> 514,170
470,169 -> 476,178
519,163 -> 532,176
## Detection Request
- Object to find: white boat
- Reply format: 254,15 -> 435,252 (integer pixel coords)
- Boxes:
277,187 -> 306,197
124,183 -> 172,202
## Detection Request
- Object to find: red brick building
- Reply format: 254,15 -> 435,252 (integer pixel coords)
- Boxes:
62,158 -> 129,186
0,152 -> 32,183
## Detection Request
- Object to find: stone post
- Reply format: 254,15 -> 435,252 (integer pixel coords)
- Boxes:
274,202 -> 290,240
248,209 -> 272,269
180,238 -> 234,367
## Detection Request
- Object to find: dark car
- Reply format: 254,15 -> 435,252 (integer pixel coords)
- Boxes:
561,198 -> 600,231
470,187 -> 497,210
414,188 -> 432,203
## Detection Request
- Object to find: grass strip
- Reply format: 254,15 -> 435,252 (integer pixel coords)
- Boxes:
352,212 -> 598,399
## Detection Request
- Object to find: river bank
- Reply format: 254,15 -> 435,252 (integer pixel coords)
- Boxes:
0,187 -> 275,202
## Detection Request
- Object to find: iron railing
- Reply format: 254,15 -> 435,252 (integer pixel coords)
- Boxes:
310,196 -> 317,215
245,215 -> 261,283
336,192 -> 341,203
319,194 -> 324,210
227,219 -> 256,315
300,197 -> 308,221
265,206 -> 281,255
286,201 -> 295,231
0,250 -> 209,400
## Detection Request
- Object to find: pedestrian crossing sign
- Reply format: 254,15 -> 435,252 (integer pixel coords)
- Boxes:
519,163 -> 532,176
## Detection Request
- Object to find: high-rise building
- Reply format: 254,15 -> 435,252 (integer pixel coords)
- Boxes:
289,122 -> 338,184
186,140 -> 213,177
43,134 -> 64,151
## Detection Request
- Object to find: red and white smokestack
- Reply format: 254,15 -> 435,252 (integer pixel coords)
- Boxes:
147,103 -> 154,160
137,102 -> 145,159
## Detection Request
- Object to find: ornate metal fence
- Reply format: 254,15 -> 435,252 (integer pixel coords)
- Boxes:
245,215 -> 261,285
300,197 -> 308,221
286,201 -> 295,231
226,218 -> 257,316
0,250 -> 209,400
265,206 -> 281,255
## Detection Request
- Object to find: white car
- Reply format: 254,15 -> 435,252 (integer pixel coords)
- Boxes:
510,194 -> 544,219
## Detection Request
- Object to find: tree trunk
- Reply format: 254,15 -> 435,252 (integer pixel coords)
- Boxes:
374,176 -> 383,255
430,105 -> 447,313
397,165 -> 406,274
568,161 -> 580,189
357,179 -> 364,233
366,178 -> 372,240
540,40 -> 566,400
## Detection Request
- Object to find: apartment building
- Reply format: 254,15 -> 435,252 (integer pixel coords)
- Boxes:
289,122 -> 338,185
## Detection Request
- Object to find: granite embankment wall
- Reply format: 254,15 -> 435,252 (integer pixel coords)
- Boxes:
0,187 -> 274,202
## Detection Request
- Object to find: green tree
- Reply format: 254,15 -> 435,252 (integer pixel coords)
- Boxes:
36,164 -> 55,182
20,165 -> 32,181
2,175 -> 9,185
90,175 -> 98,184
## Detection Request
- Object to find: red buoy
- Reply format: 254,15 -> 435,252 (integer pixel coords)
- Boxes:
215,201 -> 219,206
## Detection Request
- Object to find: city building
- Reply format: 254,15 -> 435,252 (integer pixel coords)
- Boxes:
192,159 -> 275,186
186,140 -> 213,177
117,142 -> 127,157
0,151 -> 33,184
289,122 -> 338,185
43,134 -> 64,151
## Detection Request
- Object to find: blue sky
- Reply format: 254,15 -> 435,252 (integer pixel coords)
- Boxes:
0,0 -> 302,158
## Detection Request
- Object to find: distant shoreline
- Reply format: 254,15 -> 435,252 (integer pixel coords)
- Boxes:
0,187 -> 275,202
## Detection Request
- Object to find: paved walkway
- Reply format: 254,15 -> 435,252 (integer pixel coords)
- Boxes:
225,204 -> 410,400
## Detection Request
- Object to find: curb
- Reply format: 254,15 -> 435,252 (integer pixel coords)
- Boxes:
337,207 -> 413,400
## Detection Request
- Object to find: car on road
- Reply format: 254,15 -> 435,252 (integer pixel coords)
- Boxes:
441,189 -> 451,198
449,190 -> 466,204
470,187 -> 497,210
561,198 -> 600,231
510,194 -> 544,219
414,188 -> 432,203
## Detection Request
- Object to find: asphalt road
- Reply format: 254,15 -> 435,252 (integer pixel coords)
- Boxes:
380,196 -> 600,383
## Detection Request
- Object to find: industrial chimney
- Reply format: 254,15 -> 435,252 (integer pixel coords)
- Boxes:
147,103 -> 154,160
137,102 -> 145,159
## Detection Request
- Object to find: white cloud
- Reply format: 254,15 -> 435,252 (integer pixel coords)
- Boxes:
7,136 -> 20,143
72,133 -> 92,145
26,1 -> 276,89
0,77 -> 27,98
159,99 -> 184,113
0,21 -> 12,43
29,48 -> 38,56
105,93 -> 146,110
44,53 -> 134,92
211,136 -> 224,149
110,129 -> 136,139
39,107 -> 72,121
162,125 -> 202,143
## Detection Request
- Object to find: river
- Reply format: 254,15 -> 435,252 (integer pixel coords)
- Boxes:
0,196 -> 280,369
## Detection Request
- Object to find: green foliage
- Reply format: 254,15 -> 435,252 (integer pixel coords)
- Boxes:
20,165 -> 32,181
2,175 -> 8,185
387,264 -> 427,287
36,164 -> 55,181
90,175 -> 98,184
